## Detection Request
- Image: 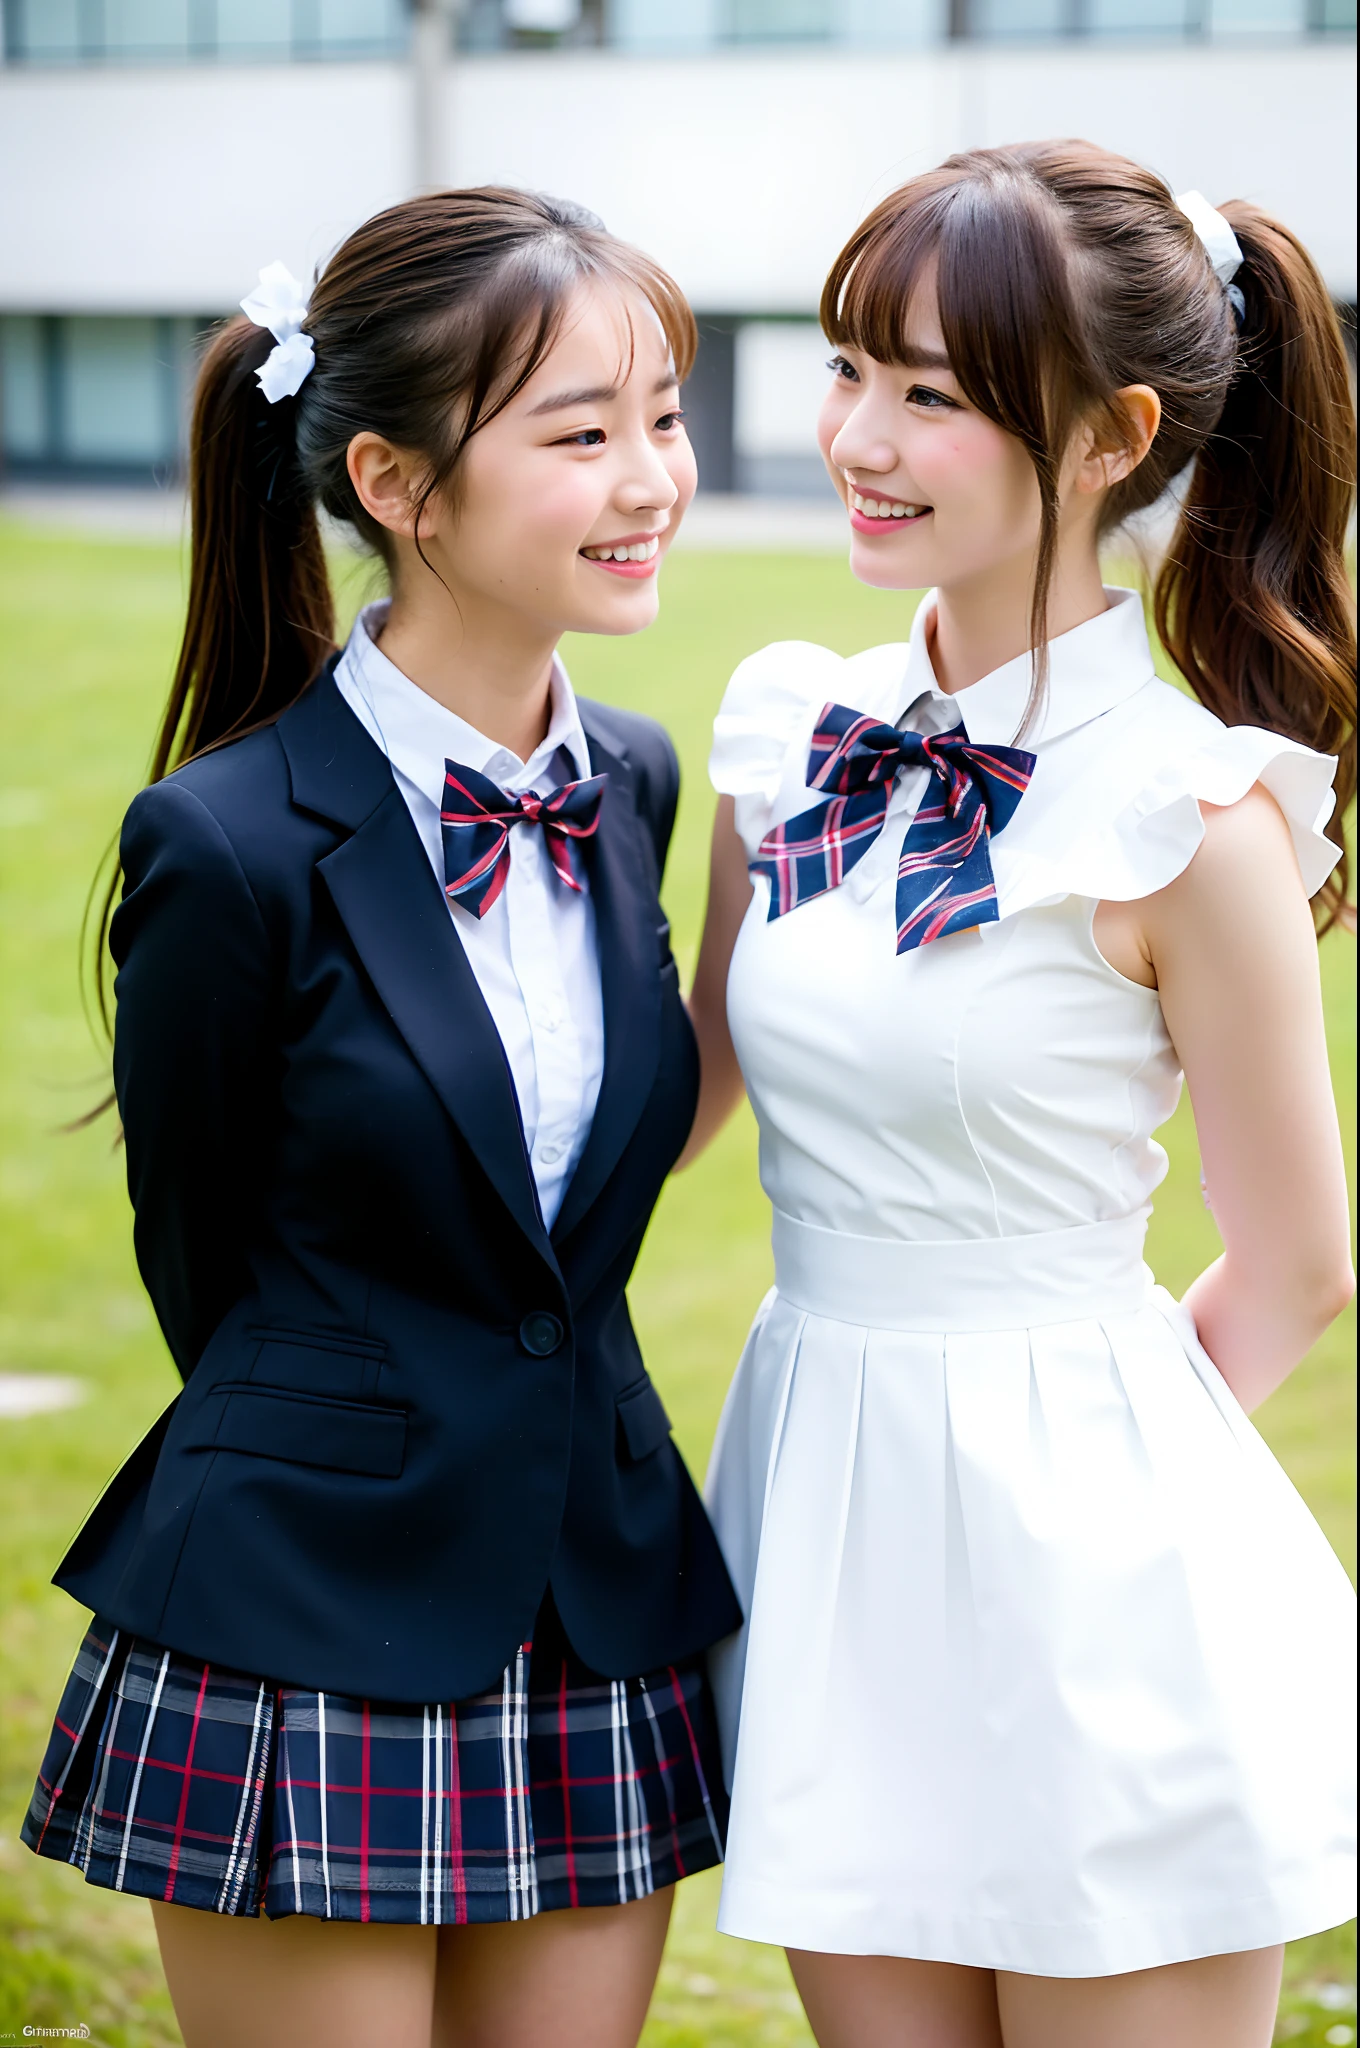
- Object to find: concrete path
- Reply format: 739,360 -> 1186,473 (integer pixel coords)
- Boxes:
0,1375 -> 85,1419
2,483 -> 849,553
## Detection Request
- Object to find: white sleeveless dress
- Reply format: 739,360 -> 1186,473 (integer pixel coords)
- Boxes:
704,588 -> 1356,1977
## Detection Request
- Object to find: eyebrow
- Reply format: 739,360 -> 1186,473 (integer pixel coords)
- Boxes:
894,347 -> 953,372
527,371 -> 679,417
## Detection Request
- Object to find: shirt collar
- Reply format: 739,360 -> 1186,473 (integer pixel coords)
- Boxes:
894,585 -> 1157,747
338,599 -> 593,805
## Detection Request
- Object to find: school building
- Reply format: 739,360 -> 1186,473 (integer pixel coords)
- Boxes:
0,0 -> 1354,496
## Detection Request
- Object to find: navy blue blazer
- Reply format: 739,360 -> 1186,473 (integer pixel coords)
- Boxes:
56,663 -> 742,1703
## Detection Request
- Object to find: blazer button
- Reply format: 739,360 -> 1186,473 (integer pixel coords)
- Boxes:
519,1311 -> 565,1357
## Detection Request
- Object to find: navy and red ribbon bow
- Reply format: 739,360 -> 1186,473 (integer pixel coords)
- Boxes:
440,758 -> 607,918
751,702 -> 1035,953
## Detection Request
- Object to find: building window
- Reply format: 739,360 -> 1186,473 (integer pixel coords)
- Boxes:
0,0 -> 408,62
4,0 -> 1347,48
733,321 -> 837,498
723,0 -> 838,38
0,317 -> 48,462
0,313 -> 207,477
960,0 -> 1331,24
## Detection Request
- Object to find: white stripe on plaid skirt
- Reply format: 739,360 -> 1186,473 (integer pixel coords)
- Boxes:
433,1704 -> 447,1926
76,1634 -> 128,1877
610,1679 -> 654,1903
47,1627 -> 121,1833
216,1681 -> 270,1914
420,1705 -> 433,1927
281,1713 -> 304,1915
501,1648 -> 538,1919
115,1650 -> 170,1894
317,1693 -> 333,1918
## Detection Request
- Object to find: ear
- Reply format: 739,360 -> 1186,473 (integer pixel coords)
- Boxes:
346,432 -> 432,541
1074,385 -> 1163,497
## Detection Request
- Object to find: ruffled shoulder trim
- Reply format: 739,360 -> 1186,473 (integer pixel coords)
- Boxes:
994,680 -> 1340,918
709,639 -> 910,857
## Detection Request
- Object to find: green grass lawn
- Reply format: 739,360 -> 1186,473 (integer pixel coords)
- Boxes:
0,522 -> 1353,2048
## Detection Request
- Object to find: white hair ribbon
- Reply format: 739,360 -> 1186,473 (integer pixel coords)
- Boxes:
1174,190 -> 1246,319
240,261 -> 315,403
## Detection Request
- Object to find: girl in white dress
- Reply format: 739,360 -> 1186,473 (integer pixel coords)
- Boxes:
683,142 -> 1356,2048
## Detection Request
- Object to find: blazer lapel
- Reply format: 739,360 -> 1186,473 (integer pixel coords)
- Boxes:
551,725 -> 662,1246
280,669 -> 554,1266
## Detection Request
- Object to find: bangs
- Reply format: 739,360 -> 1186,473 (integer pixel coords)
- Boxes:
821,165 -> 1085,454
607,244 -> 698,384
455,234 -> 697,450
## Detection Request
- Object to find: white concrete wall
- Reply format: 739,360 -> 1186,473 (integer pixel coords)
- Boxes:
1,39 -> 1354,315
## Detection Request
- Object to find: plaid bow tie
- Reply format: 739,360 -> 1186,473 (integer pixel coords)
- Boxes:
751,701 -> 1035,952
440,758 -> 607,918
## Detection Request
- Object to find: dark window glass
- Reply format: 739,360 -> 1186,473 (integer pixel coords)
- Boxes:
967,0 -> 1069,35
1087,0 -> 1194,26
723,0 -> 838,40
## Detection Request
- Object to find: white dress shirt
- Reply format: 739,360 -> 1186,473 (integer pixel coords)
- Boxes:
335,600 -> 604,1228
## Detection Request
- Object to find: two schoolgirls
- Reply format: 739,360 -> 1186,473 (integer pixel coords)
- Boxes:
25,145 -> 1357,2048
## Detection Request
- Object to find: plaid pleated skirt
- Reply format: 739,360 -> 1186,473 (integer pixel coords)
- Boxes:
22,1599 -> 727,1924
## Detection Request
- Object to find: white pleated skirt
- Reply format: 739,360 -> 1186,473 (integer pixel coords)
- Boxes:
706,1212 -> 1357,1977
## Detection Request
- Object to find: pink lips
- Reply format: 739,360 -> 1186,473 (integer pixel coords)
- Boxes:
581,529 -> 664,580
588,555 -> 658,579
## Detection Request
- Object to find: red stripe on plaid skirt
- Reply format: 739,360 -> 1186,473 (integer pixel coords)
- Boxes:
448,1702 -> 467,1926
164,1662 -> 212,1903
666,1669 -> 698,1880
558,1660 -> 579,1909
360,1702 -> 372,1923
31,1788 -> 62,1855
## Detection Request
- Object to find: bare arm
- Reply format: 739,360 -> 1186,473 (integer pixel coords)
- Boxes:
677,796 -> 753,1169
1136,786 -> 1354,1411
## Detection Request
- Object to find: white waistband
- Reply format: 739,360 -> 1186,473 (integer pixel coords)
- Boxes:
771,1210 -> 1153,1333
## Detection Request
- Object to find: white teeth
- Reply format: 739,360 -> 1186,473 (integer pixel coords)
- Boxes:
583,536 -> 659,563
849,489 -> 926,521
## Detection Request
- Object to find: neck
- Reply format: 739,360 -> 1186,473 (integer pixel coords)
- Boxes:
928,538 -> 1109,697
374,573 -> 559,763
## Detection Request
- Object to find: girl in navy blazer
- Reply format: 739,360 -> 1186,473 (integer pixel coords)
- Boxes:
23,188 -> 740,2048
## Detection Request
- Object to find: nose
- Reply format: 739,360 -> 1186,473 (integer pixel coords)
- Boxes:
827,387 -> 901,479
829,409 -> 900,481
619,431 -> 681,514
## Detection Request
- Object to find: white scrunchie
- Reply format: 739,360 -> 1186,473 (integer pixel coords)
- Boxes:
1175,190 -> 1246,318
240,261 -> 315,403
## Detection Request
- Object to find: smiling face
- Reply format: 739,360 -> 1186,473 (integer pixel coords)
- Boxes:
817,274 -> 1053,599
425,282 -> 695,640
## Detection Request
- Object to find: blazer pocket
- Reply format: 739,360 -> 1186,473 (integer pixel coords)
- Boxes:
244,1328 -> 388,1402
616,1375 -> 672,1462
183,1385 -> 407,1479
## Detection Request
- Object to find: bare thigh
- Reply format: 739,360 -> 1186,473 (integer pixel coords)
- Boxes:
433,1884 -> 674,2048
996,1945 -> 1285,2048
786,1950 -> 1004,2048
152,1899 -> 436,2048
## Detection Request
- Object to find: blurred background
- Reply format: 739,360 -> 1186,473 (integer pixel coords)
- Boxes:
0,6 -> 1356,2047
0,0 -> 1355,505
